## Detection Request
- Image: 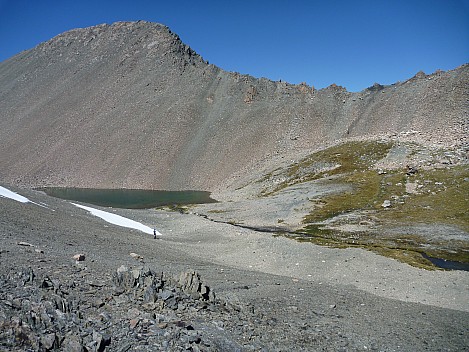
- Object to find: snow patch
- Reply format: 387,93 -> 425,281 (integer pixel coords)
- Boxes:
0,186 -> 30,203
0,185 -> 49,208
71,203 -> 161,236
0,185 -> 159,235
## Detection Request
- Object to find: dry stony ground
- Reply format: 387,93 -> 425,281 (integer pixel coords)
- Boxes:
1,186 -> 469,351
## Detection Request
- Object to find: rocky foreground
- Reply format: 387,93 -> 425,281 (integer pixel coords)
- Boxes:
1,264 -> 243,351
0,252 -> 379,352
1,188 -> 469,351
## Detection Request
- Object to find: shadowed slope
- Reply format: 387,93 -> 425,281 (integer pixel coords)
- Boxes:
0,21 -> 467,190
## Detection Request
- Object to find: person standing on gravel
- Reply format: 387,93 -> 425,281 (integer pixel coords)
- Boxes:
153,228 -> 157,239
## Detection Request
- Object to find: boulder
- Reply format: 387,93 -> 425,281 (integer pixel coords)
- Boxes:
381,200 -> 391,208
72,253 -> 85,261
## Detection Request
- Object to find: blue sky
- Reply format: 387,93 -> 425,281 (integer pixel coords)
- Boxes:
0,0 -> 467,92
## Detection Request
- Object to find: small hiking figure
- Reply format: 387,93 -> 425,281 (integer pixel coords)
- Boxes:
153,228 -> 157,239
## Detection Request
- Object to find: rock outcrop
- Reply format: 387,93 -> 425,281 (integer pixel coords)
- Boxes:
0,266 -> 223,351
0,265 -> 339,351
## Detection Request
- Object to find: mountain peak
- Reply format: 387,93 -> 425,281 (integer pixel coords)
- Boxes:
28,20 -> 205,69
0,22 -> 466,190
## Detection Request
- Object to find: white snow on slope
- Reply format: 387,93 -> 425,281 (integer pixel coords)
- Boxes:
0,185 -> 161,235
71,203 -> 161,235
0,185 -> 48,208
0,185 -> 31,203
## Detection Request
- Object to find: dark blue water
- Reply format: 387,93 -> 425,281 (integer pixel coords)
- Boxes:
422,254 -> 469,271
38,187 -> 217,209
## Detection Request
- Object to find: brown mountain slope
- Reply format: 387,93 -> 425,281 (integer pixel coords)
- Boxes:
0,21 -> 467,191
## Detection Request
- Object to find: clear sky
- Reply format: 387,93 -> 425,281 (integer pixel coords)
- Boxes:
0,0 -> 468,91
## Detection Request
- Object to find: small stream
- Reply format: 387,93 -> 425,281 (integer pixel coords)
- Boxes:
198,214 -> 469,271
422,254 -> 469,271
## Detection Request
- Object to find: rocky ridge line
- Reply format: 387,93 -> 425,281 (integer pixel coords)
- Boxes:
0,21 -> 467,190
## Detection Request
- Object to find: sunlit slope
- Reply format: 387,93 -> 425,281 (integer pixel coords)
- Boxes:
0,21 -> 467,190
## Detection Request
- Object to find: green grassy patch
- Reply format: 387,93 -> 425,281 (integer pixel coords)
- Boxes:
380,166 -> 469,231
279,226 -> 437,269
303,166 -> 469,231
289,140 -> 392,175
261,140 -> 392,196
298,164 -> 469,268
285,227 -> 467,270
256,140 -> 469,269
157,204 -> 192,213
303,170 -> 384,222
